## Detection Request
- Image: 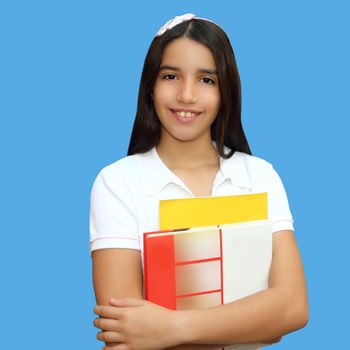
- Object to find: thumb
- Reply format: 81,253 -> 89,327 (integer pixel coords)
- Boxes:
109,297 -> 146,307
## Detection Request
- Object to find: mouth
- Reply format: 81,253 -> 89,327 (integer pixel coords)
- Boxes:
169,108 -> 202,123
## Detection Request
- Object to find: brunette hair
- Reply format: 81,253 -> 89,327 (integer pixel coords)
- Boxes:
127,19 -> 251,158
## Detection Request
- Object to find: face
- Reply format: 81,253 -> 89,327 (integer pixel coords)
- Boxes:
153,37 -> 221,144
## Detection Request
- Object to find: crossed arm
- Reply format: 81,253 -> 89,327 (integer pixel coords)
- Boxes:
92,230 -> 308,349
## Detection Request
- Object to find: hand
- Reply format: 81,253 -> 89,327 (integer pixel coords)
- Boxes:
94,298 -> 181,350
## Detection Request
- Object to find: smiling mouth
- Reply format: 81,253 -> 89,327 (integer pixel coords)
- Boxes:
170,109 -> 202,119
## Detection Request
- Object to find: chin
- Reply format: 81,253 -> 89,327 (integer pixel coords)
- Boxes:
173,134 -> 206,144
161,125 -> 210,144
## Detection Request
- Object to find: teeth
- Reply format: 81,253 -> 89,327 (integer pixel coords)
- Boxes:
175,111 -> 196,118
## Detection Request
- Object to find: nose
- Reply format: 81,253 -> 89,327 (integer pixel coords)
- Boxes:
176,80 -> 197,104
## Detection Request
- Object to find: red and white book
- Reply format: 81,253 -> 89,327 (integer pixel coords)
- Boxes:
144,220 -> 272,350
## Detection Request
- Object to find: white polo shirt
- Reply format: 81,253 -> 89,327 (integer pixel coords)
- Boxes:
89,147 -> 294,259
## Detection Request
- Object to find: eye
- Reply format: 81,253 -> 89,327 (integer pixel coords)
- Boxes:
201,77 -> 216,85
162,74 -> 177,80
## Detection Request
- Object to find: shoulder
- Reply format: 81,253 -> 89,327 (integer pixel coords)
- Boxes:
229,151 -> 282,191
227,151 -> 294,232
232,151 -> 273,171
91,148 -> 158,197
90,153 -> 144,199
232,151 -> 275,178
97,154 -> 141,182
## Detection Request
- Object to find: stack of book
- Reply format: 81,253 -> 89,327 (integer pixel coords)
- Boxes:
144,193 -> 271,350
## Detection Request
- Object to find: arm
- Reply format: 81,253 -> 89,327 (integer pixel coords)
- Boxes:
175,230 -> 308,345
92,248 -> 143,303
94,230 -> 305,349
92,248 -> 143,347
93,248 -> 224,349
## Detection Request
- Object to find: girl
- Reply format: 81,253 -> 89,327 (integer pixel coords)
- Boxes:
90,14 -> 308,350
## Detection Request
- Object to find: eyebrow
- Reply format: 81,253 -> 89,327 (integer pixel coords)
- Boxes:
159,65 -> 218,75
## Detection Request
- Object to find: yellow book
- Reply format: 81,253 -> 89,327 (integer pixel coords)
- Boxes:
159,192 -> 268,230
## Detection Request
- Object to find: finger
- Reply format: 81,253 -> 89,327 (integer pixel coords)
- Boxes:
94,317 -> 121,332
97,331 -> 124,343
94,305 -> 123,319
110,297 -> 145,307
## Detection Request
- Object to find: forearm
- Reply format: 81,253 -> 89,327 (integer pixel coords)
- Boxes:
177,286 -> 308,345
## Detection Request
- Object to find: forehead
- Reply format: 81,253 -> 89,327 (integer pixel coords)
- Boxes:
161,37 -> 217,70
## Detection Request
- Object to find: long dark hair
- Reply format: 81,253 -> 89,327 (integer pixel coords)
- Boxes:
127,18 -> 251,158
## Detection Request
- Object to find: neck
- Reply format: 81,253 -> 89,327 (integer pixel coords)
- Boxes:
156,131 -> 219,170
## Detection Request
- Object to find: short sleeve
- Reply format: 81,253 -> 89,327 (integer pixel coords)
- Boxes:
89,166 -> 140,255
265,165 -> 294,233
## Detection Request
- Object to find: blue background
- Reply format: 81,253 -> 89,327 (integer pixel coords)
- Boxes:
1,0 -> 349,348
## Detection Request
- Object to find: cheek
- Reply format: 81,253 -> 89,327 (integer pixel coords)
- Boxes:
154,81 -> 174,103
202,91 -> 221,113
153,87 -> 172,121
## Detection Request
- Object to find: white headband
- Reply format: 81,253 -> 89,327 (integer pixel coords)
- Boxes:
155,13 -> 221,37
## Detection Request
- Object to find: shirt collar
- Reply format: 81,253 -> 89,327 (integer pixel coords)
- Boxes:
140,147 -> 185,196
140,146 -> 252,197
